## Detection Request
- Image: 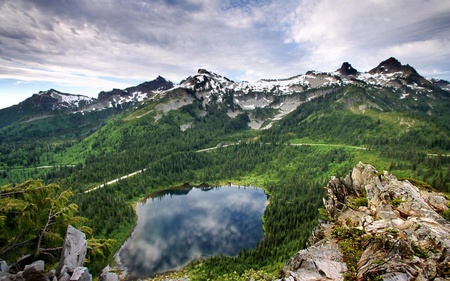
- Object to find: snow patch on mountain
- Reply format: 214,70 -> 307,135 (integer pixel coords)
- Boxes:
8,57 -> 449,123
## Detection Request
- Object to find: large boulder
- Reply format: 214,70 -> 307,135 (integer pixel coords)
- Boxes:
281,241 -> 347,281
99,272 -> 119,281
70,267 -> 92,281
1,226 -> 92,281
22,260 -> 48,281
0,261 -> 8,273
56,226 -> 87,277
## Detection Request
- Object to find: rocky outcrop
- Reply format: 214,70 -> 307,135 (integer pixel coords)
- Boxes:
281,240 -> 347,281
431,78 -> 450,91
22,260 -> 49,281
0,226 -> 111,281
56,225 -> 88,277
0,259 -> 54,281
337,62 -> 358,76
279,162 -> 450,281
99,265 -> 119,281
0,260 -> 8,273
99,272 -> 119,281
368,57 -> 432,87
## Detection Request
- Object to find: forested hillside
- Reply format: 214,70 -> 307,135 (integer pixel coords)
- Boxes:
1,62 -> 450,280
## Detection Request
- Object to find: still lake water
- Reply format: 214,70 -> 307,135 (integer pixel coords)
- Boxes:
117,185 -> 267,279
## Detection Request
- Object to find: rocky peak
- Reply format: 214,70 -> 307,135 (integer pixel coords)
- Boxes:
279,162 -> 450,281
197,68 -> 212,75
97,88 -> 128,101
180,69 -> 234,93
193,69 -> 232,82
368,57 -> 433,87
369,57 -> 407,74
337,62 -> 358,76
38,88 -> 59,95
125,76 -> 174,94
17,89 -> 94,113
20,92 -> 59,112
95,76 -> 174,108
431,78 -> 450,92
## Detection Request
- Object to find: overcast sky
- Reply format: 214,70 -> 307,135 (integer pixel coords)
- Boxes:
1,0 -> 450,109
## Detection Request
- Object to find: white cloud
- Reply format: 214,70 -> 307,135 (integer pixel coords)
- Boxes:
0,0 -> 449,108
283,0 -> 450,75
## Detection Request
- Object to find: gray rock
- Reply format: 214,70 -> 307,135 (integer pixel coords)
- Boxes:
70,267 -> 92,281
47,269 -> 56,280
101,265 -> 111,274
56,225 -> 88,276
281,162 -> 450,280
0,272 -> 14,281
381,272 -> 409,281
351,162 -> 378,196
59,272 -> 71,281
24,260 -> 45,272
324,162 -> 380,220
15,271 -> 24,281
376,210 -> 398,220
425,194 -> 448,212
0,261 -> 8,273
99,272 -> 118,281
23,261 -> 49,281
281,241 -> 347,281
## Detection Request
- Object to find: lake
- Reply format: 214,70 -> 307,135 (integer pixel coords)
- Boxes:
116,185 -> 267,279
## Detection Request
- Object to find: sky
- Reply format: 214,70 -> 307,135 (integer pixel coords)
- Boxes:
1,0 -> 450,109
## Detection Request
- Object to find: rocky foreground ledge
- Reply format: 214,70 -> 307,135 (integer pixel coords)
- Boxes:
0,225 -> 118,281
279,162 -> 450,281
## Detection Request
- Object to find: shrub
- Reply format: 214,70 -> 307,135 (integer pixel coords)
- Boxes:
347,196 -> 368,210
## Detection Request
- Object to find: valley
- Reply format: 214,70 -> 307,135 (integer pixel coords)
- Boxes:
0,58 -> 449,280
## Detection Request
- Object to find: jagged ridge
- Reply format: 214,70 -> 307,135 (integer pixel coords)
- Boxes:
1,57 -> 450,130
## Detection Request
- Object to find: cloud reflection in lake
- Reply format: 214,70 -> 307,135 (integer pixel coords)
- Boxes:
118,186 -> 267,279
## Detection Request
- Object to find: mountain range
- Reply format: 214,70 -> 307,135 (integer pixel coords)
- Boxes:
1,57 -> 449,130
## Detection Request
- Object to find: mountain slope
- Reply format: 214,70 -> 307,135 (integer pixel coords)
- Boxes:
1,57 -> 449,185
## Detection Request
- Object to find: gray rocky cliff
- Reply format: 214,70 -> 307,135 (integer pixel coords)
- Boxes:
279,162 -> 450,281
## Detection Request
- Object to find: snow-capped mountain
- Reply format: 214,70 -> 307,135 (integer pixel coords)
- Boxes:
178,57 -> 448,100
431,78 -> 450,92
1,57 -> 449,130
21,76 -> 174,113
11,57 -> 450,114
0,76 -> 174,128
18,89 -> 96,112
166,57 -> 449,128
95,76 -> 174,109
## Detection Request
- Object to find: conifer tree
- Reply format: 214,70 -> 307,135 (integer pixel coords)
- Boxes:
0,180 -> 113,271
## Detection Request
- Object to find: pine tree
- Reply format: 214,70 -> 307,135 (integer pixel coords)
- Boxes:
0,180 -> 113,271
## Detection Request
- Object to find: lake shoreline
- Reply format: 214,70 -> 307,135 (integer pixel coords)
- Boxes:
113,183 -> 267,280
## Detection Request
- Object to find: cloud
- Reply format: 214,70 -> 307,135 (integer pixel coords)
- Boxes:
0,0 -> 449,108
0,1 -> 300,82
283,0 -> 450,77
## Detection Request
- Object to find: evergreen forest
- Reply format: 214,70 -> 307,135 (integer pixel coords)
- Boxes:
1,85 -> 449,280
